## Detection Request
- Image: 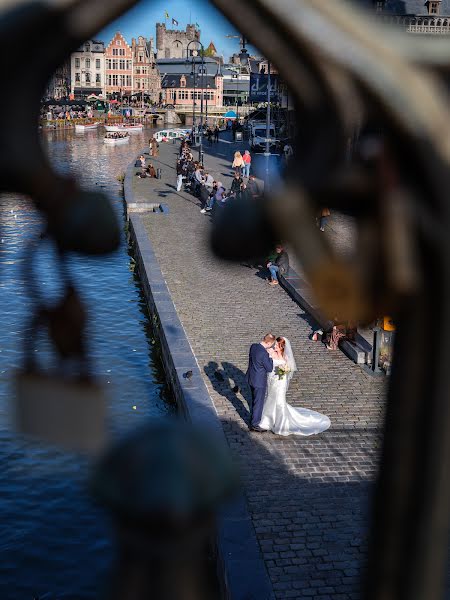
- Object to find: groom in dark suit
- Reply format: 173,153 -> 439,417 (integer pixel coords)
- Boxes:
246,333 -> 276,432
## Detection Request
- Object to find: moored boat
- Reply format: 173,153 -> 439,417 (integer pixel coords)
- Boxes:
104,123 -> 143,133
74,122 -> 99,132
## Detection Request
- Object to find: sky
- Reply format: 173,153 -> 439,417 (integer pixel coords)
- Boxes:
97,0 -> 257,60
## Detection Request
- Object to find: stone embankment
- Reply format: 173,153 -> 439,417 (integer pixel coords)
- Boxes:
125,135 -> 386,600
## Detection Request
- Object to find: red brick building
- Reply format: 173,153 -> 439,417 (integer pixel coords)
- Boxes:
105,32 -> 133,98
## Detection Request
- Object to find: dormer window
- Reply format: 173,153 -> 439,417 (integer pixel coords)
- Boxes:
180,75 -> 186,88
428,0 -> 440,14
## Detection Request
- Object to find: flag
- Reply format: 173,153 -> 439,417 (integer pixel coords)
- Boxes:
172,17 -> 179,26
164,10 -> 169,19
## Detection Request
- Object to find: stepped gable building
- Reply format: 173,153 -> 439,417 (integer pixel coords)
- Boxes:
70,40 -> 105,99
105,32 -> 133,98
45,60 -> 70,100
362,0 -> 450,33
156,23 -> 200,58
131,36 -> 161,101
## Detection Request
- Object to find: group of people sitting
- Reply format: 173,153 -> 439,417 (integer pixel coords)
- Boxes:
175,141 -> 263,215
136,154 -> 157,179
105,132 -> 128,139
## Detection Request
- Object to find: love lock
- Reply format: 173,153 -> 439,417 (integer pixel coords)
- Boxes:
15,276 -> 108,455
15,371 -> 107,455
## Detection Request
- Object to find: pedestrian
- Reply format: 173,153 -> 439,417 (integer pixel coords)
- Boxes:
319,207 -> 331,232
231,172 -> 243,195
176,159 -> 184,192
139,154 -> 146,169
267,244 -> 289,286
232,151 -> 245,176
242,149 -> 251,178
214,125 -> 219,143
207,127 -> 213,145
150,136 -> 159,157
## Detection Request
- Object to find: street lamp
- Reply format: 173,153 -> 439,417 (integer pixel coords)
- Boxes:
186,40 -> 205,165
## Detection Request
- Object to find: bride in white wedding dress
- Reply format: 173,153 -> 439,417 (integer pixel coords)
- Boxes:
259,337 -> 331,436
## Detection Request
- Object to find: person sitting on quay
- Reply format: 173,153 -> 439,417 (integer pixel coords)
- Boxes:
201,181 -> 225,214
176,159 -> 186,192
267,244 -> 289,286
146,163 -> 157,178
247,174 -> 263,199
204,171 -> 214,193
139,154 -> 146,169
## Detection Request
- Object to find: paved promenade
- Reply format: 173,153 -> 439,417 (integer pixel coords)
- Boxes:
135,136 -> 386,599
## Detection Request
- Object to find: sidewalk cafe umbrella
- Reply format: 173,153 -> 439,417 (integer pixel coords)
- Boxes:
224,110 -> 237,120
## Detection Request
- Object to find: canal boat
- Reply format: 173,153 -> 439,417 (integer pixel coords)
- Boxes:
104,123 -> 143,133
104,132 -> 130,145
74,122 -> 99,132
154,128 -> 190,143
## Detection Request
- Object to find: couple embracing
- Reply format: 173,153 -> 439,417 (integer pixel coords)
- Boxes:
246,333 -> 331,436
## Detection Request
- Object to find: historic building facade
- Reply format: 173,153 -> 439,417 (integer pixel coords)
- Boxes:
161,70 -> 223,108
105,32 -> 133,97
365,0 -> 450,33
131,36 -> 161,101
45,60 -> 70,100
155,23 -> 200,58
70,40 -> 105,99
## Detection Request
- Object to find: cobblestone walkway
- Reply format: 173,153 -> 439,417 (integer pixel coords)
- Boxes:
138,138 -> 386,599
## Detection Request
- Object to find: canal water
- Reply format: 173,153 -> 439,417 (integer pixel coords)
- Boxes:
0,127 -> 175,599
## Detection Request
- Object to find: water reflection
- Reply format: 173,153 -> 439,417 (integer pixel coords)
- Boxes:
0,127 -> 174,599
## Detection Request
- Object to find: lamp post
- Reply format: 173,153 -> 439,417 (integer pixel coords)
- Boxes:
186,40 -> 205,164
264,62 -> 271,192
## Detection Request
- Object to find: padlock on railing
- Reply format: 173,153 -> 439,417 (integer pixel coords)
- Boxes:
14,269 -> 108,454
15,371 -> 107,454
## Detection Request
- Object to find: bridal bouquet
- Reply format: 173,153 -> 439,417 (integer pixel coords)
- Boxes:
275,365 -> 291,380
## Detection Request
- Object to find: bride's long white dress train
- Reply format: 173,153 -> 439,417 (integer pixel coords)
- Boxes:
259,358 -> 331,436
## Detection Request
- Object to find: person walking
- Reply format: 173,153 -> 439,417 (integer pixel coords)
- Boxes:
242,149 -> 251,178
214,125 -> 219,143
150,136 -> 158,157
176,160 -> 184,192
231,172 -> 243,195
232,151 -> 245,176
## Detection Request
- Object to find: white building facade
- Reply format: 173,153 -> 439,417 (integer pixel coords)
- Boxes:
71,40 -> 105,99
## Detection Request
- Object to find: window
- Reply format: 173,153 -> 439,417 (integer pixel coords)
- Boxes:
75,57 -> 80,68
75,72 -> 80,82
126,60 -> 132,70
112,59 -> 118,70
85,72 -> 91,83
119,59 -> 125,70
116,40 -> 121,45
126,75 -> 132,87
85,44 -> 90,52
96,59 -> 101,69
137,81 -> 140,89
375,0 -> 384,12
120,48 -> 125,56
136,67 -> 140,75
112,48 -> 118,56
96,74 -> 101,84
112,74 -> 118,86
85,58 -> 90,69
428,1 -> 440,13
